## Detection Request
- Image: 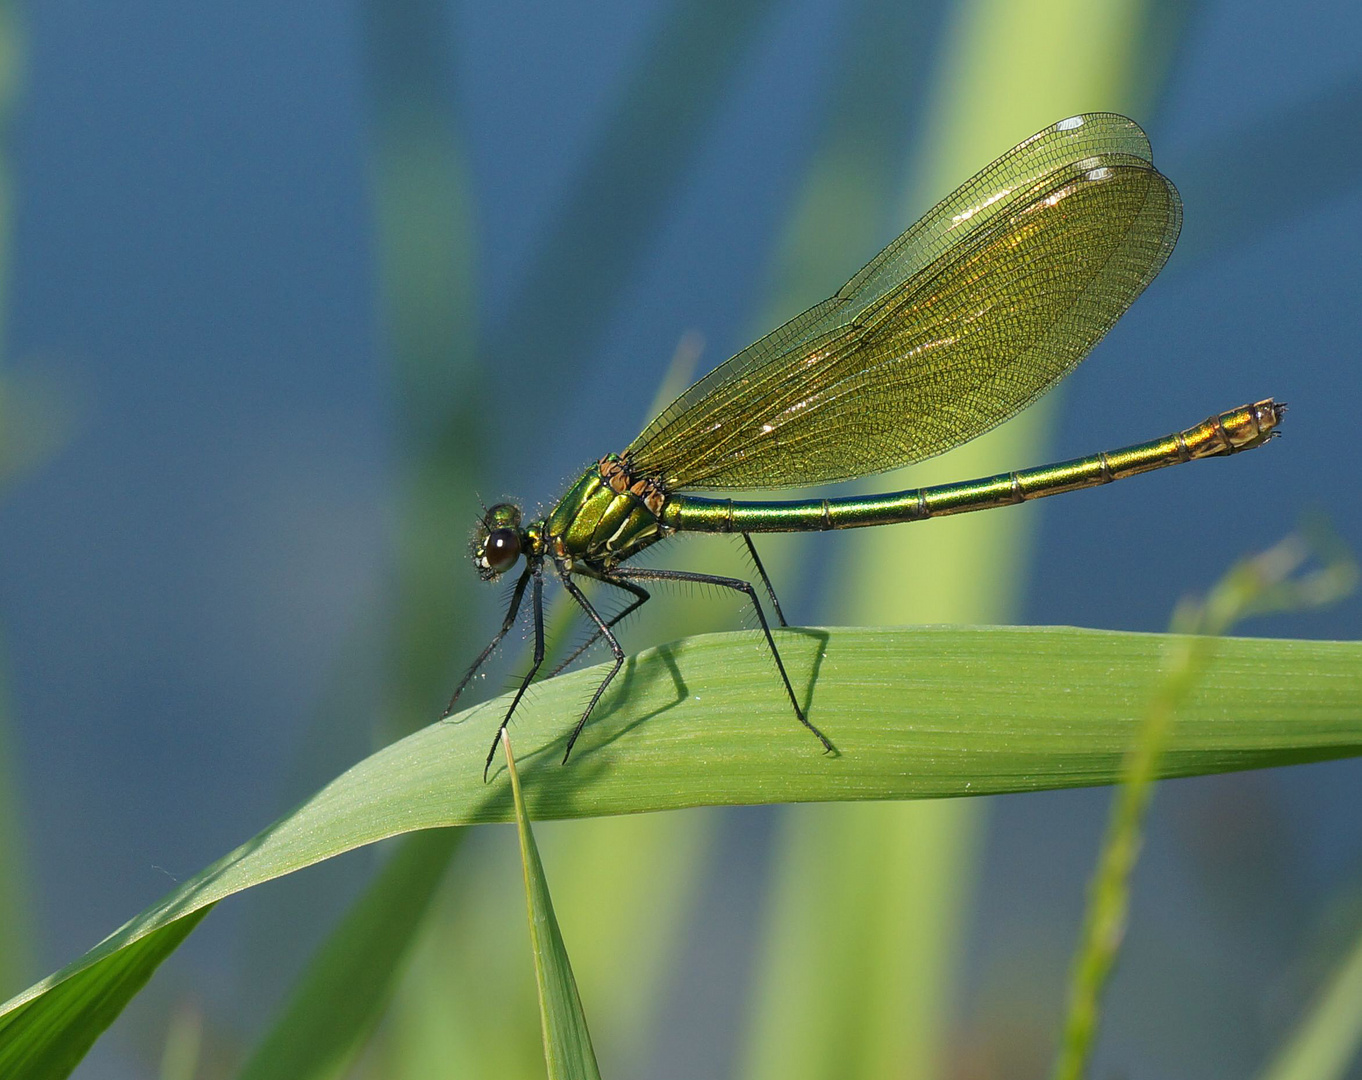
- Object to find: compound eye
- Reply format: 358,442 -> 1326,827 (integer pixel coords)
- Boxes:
484,528 -> 522,574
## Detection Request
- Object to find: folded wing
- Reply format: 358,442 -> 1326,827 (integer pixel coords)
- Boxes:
627,113 -> 1181,491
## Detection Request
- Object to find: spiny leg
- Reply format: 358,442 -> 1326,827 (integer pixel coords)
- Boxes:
483,564 -> 546,780
548,574 -> 651,677
614,565 -> 833,753
554,563 -> 629,764
442,565 -> 532,719
742,533 -> 788,627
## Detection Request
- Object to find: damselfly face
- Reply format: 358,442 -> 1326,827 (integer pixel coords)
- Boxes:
471,502 -> 524,580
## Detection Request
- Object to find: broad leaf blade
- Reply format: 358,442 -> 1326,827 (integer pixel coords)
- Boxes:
0,905 -> 211,1080
0,625 -> 1358,1073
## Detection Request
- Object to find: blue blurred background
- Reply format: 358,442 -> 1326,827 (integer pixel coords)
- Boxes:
1,0 -> 1360,1077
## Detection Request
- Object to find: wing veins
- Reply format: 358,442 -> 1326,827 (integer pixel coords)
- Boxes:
627,116 -> 1180,491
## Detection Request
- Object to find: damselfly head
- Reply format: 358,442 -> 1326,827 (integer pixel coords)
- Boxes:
470,502 -> 524,580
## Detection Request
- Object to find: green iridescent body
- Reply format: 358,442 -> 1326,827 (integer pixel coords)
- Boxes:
544,465 -> 666,570
658,399 -> 1282,534
538,399 -> 1282,568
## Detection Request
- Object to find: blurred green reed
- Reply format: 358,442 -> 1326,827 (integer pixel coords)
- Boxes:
744,0 -> 1167,1077
158,1003 -> 204,1080
1258,919 -> 1362,1080
0,0 -> 34,1006
1054,532 -> 1358,1080
235,831 -> 458,1080
232,0 -> 481,1063
0,663 -> 30,1003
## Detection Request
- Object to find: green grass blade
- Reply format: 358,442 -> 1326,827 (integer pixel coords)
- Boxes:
0,905 -> 211,1080
504,734 -> 601,1080
1054,534 -> 1356,1080
1256,922 -> 1362,1080
236,829 -> 462,1080
1,625 -> 1359,1072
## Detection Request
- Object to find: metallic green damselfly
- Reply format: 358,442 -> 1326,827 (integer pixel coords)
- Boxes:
450,114 -> 1283,776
